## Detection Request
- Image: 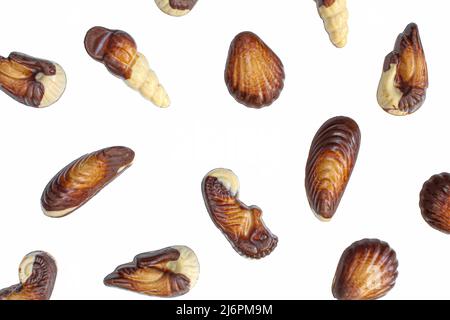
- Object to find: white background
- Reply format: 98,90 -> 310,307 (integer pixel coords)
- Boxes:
0,0 -> 448,300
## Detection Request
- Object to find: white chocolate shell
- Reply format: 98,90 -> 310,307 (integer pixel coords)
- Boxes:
317,0 -> 349,48
125,53 -> 170,108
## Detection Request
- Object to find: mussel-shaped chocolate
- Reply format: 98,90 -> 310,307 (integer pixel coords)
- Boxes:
104,246 -> 199,298
0,52 -> 66,108
84,26 -> 170,107
202,168 -> 278,259
419,173 -> 450,234
305,116 -> 360,221
41,146 -> 135,218
315,0 -> 349,48
332,239 -> 398,300
0,251 -> 57,300
377,23 -> 428,116
225,32 -> 285,108
154,0 -> 198,16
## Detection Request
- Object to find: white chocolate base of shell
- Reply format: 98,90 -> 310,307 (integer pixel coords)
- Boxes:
154,0 -> 191,17
377,63 -> 405,116
167,246 -> 200,289
125,53 -> 170,108
42,205 -> 77,218
207,168 -> 240,196
318,0 -> 349,48
36,64 -> 67,108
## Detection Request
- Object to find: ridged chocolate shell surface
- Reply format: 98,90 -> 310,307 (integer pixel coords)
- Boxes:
419,173 -> 450,234
332,239 -> 398,300
104,246 -> 199,298
225,32 -> 285,108
202,168 -> 278,259
41,146 -> 135,218
377,23 -> 428,115
84,26 -> 137,80
305,116 -> 360,221
0,251 -> 57,300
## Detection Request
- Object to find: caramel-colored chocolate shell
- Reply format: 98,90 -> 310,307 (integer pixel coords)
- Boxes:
202,169 -> 278,259
104,246 -> 199,298
305,116 -> 360,220
41,146 -> 134,217
225,32 -> 285,108
332,239 -> 398,300
0,251 -> 57,300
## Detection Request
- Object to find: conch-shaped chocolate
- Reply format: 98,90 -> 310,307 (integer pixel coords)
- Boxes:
225,32 -> 285,108
0,251 -> 57,300
377,23 -> 428,115
84,26 -> 170,107
0,52 -> 66,107
419,173 -> 450,234
104,246 -> 199,298
154,0 -> 198,16
202,168 -> 278,258
315,0 -> 349,48
41,146 -> 135,218
305,116 -> 360,221
332,239 -> 398,300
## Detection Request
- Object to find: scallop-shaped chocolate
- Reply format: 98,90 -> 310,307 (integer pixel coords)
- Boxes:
225,32 -> 285,108
305,116 -> 360,221
0,251 -> 57,300
332,239 -> 398,300
104,246 -> 199,298
419,173 -> 450,234
202,168 -> 278,259
41,146 -> 135,218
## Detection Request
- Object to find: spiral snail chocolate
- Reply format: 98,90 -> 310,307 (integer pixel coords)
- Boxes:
104,246 -> 200,298
41,146 -> 135,218
154,0 -> 198,16
0,251 -> 57,300
332,239 -> 398,300
84,26 -> 170,108
315,0 -> 349,48
225,32 -> 285,108
202,168 -> 278,259
377,23 -> 428,116
305,116 -> 360,221
419,173 -> 450,234
0,52 -> 66,107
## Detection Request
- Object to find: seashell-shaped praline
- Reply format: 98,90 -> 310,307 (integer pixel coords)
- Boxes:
332,239 -> 398,300
0,52 -> 66,108
202,168 -> 278,259
41,146 -> 135,218
419,173 -> 450,234
154,0 -> 198,17
104,246 -> 200,298
0,251 -> 57,300
305,116 -> 360,221
377,23 -> 428,116
225,32 -> 285,109
315,0 -> 349,48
